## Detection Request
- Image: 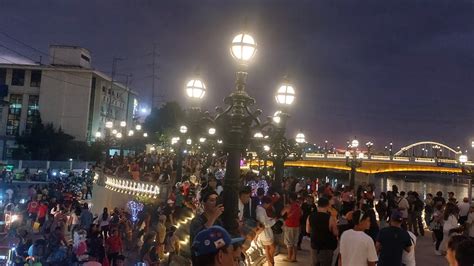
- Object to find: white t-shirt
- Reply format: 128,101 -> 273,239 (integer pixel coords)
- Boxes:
402,231 -> 416,266
458,202 -> 470,217
398,197 -> 409,218
340,229 -> 378,266
443,215 -> 458,234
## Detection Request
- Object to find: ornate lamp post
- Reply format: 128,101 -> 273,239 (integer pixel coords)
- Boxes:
346,138 -> 362,188
175,125 -> 188,180
458,154 -> 472,203
270,79 -> 296,191
366,141 -> 374,159
181,31 -> 295,235
212,32 -> 261,235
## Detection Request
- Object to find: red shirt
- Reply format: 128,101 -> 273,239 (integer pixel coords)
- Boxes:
284,202 -> 302,227
106,235 -> 123,253
27,201 -> 39,214
37,204 -> 48,218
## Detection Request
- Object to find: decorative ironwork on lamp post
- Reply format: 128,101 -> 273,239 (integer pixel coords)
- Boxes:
346,138 -> 363,188
179,31 -> 298,236
458,154 -> 472,203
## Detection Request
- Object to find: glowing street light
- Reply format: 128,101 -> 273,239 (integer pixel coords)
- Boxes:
171,137 -> 179,145
128,130 -> 134,136
186,79 -> 206,99
275,83 -> 296,106
351,139 -> 359,148
263,145 -> 270,152
459,154 -> 468,164
135,124 -> 142,131
295,132 -> 306,144
180,125 -> 188,134
120,121 -> 126,127
199,137 -> 206,143
105,121 -> 113,129
111,129 -> 118,135
186,138 -> 192,145
254,132 -> 264,138
208,127 -> 216,135
116,132 -> 123,138
95,131 -> 102,138
230,33 -> 257,64
143,132 -> 148,137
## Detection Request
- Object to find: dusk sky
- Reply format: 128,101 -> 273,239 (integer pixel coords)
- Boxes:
1,0 -> 473,151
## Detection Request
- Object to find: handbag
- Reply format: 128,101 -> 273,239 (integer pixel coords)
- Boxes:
33,221 -> 41,233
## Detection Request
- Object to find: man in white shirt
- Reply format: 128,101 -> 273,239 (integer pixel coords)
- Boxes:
397,191 -> 410,221
339,210 -> 378,266
457,197 -> 470,225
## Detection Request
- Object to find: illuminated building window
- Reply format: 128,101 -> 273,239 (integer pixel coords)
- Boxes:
6,94 -> 22,136
25,95 -> 39,134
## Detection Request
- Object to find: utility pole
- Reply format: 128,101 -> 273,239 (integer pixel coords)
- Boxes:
151,44 -> 157,108
109,57 -> 122,120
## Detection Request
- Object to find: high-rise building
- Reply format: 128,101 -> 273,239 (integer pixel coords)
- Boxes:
0,45 -> 138,159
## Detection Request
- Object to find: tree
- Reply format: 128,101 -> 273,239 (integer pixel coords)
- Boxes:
143,101 -> 185,143
15,117 -> 75,160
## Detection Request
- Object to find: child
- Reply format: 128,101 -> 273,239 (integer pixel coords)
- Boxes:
156,215 -> 167,260
165,226 -> 180,264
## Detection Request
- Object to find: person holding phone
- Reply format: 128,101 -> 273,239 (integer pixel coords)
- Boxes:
190,190 -> 224,245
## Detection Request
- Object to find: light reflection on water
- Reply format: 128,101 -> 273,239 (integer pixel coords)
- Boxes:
373,176 -> 470,200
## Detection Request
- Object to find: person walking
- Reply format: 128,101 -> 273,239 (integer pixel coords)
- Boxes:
105,229 -> 123,266
80,203 -> 93,230
397,191 -> 410,227
99,207 -> 111,240
256,196 -> 277,266
306,197 -> 338,266
281,192 -> 302,262
431,203 -> 444,255
339,210 -> 378,266
457,197 -> 470,225
376,192 -> 389,228
412,192 -> 425,236
298,193 -> 316,250
424,193 -> 434,228
439,202 -> 460,254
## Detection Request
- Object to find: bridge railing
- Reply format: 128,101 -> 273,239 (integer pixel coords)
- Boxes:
301,152 -> 471,166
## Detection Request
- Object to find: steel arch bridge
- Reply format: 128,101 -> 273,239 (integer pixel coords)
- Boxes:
394,141 -> 461,159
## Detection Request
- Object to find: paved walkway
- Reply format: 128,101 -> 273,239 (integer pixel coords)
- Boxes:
274,231 -> 446,266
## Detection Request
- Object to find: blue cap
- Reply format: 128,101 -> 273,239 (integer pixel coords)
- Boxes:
391,210 -> 403,222
192,226 -> 244,256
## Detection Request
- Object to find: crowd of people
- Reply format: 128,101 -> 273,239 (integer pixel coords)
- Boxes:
2,150 -> 474,266
187,171 -> 474,266
0,169 -> 109,265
